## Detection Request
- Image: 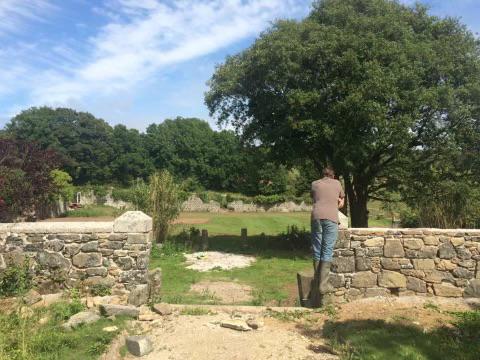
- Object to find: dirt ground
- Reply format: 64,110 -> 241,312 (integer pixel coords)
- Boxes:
190,281 -> 254,303
123,313 -> 337,360
184,251 -> 256,272
111,296 -> 478,360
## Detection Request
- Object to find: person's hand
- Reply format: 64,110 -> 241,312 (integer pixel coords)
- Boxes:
338,197 -> 345,209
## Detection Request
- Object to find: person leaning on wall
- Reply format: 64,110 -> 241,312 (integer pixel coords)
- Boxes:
310,166 -> 345,307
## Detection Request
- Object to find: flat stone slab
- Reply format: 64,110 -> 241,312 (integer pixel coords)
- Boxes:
114,211 -> 152,233
63,311 -> 101,329
100,304 -> 139,318
220,319 -> 252,331
126,335 -> 153,357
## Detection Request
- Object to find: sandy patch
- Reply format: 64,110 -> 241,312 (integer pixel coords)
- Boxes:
172,218 -> 210,225
184,251 -> 256,272
190,281 -> 253,303
122,313 -> 337,360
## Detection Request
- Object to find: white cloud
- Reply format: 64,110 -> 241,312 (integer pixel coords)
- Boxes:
6,0 -> 309,107
0,0 -> 54,36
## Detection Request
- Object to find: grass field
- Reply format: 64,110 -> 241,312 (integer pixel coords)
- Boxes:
153,209 -> 396,306
0,300 -> 127,360
151,212 -> 315,306
174,212 -> 312,235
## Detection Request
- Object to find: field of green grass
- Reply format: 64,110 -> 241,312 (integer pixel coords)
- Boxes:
153,208 -> 397,306
151,212 -> 315,306
174,211 -> 311,235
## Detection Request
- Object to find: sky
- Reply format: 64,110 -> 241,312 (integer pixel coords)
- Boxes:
0,0 -> 479,131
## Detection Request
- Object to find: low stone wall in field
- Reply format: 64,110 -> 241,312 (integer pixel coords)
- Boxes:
330,228 -> 480,301
181,194 -> 312,213
0,211 -> 152,305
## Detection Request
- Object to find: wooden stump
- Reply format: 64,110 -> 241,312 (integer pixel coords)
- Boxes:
201,230 -> 208,251
297,271 -> 314,308
241,228 -> 248,248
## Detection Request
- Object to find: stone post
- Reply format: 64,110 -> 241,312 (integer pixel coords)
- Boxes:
113,211 -> 153,306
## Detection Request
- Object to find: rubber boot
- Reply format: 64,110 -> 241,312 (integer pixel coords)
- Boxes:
319,261 -> 334,295
309,260 -> 321,308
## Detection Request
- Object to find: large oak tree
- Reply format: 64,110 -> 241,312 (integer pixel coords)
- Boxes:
206,0 -> 480,226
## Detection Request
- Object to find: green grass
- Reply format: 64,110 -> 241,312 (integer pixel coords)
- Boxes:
179,307 -> 217,316
322,310 -> 480,360
175,212 -> 311,235
63,205 -> 123,218
150,234 -> 312,306
151,209 -> 397,306
0,301 -> 127,360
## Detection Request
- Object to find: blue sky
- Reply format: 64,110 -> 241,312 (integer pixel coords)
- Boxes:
0,0 -> 479,131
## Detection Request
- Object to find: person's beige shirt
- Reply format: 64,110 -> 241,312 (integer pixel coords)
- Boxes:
311,177 -> 345,223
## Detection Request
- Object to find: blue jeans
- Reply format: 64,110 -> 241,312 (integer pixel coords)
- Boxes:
311,219 -> 338,261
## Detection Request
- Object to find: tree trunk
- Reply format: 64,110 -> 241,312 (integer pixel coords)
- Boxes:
344,176 -> 369,227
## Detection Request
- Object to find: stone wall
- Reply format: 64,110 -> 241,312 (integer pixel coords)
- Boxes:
0,211 -> 152,305
330,228 -> 480,301
182,195 -> 222,212
181,194 -> 312,213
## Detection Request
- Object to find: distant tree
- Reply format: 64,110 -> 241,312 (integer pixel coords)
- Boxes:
111,125 -> 153,185
145,117 -> 245,191
206,0 -> 480,226
6,107 -> 115,184
0,139 -> 60,221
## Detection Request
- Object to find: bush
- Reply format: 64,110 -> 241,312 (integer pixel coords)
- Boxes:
0,260 -> 33,297
0,139 -> 61,221
89,284 -> 112,297
278,225 -> 310,251
400,208 -> 420,228
111,178 -> 149,211
50,169 -> 75,202
181,177 -> 204,193
150,170 -> 182,243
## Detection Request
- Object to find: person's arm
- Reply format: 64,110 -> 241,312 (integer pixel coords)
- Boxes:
338,181 -> 345,209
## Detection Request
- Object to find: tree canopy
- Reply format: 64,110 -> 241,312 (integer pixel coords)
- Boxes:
206,0 -> 480,226
0,139 -> 61,221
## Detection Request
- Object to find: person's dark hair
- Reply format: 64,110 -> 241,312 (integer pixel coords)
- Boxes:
323,167 -> 335,178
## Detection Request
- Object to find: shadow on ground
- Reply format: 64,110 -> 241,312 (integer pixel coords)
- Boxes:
298,313 -> 480,360
168,231 -> 312,260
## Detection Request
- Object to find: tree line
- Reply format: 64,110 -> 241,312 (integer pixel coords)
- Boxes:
1,0 -> 479,228
0,107 -> 311,197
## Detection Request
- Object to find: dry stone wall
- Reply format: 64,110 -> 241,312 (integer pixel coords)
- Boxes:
0,211 -> 152,305
181,195 -> 312,213
330,228 -> 480,301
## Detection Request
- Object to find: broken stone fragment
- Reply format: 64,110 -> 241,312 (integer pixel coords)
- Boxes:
246,317 -> 264,330
152,303 -> 172,315
63,311 -> 101,330
126,335 -> 153,357
99,304 -> 139,318
23,289 -> 42,306
220,319 -> 252,331
102,326 -> 119,332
